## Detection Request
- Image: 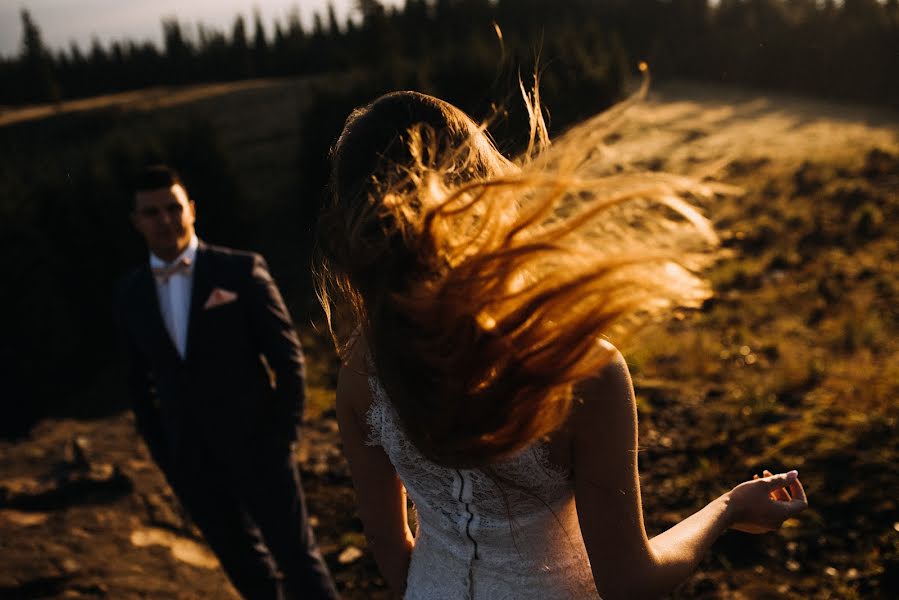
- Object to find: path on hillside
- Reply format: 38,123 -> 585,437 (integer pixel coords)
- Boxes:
0,79 -> 285,128
615,81 -> 897,173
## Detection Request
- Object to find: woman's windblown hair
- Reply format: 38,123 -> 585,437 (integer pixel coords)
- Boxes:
316,86 -> 719,468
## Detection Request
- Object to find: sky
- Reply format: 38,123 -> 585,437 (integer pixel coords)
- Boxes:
0,0 -> 405,58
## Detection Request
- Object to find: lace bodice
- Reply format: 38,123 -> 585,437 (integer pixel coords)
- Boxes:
367,376 -> 600,599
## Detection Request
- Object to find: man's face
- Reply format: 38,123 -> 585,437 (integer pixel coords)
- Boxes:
132,184 -> 196,261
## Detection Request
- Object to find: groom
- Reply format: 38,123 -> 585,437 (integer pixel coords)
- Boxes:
115,165 -> 338,600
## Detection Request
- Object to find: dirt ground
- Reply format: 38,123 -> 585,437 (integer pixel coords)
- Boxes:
0,411 -> 383,600
1,81 -> 897,599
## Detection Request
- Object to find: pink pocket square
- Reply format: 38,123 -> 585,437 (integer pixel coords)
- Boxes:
204,288 -> 238,309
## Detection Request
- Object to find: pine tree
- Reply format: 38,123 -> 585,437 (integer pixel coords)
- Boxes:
252,10 -> 268,76
19,9 -> 59,102
231,15 -> 252,78
162,18 -> 192,83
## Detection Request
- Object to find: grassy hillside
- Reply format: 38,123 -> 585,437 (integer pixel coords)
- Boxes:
0,78 -> 897,598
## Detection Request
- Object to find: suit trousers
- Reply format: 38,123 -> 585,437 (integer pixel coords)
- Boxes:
166,434 -> 339,600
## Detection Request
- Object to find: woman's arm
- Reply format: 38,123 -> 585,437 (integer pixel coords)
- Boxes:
574,350 -> 807,599
335,343 -> 414,596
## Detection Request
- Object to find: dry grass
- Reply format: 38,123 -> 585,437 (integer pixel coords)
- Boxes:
609,89 -> 898,595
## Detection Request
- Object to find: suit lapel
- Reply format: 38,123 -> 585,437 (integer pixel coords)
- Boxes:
135,266 -> 181,363
185,241 -> 213,362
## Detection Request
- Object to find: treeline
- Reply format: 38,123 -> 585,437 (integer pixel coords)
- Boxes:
3,0 -> 898,109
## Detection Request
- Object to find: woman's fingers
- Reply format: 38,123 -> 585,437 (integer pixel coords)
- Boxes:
772,474 -> 808,520
788,476 -> 808,507
763,469 -> 792,501
754,472 -> 777,500
763,470 -> 798,490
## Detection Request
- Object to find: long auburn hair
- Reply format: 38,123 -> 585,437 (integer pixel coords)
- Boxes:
316,85 -> 719,468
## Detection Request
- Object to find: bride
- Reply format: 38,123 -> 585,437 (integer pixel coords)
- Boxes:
315,88 -> 807,598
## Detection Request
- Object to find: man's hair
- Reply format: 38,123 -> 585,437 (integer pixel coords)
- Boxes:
135,164 -> 184,194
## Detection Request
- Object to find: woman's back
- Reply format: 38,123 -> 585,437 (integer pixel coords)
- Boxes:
324,89 -> 807,598
366,375 -> 599,599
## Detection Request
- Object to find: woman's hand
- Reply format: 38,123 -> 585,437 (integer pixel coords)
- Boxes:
726,470 -> 808,534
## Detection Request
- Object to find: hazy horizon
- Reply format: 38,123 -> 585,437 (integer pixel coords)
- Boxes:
0,0 -> 405,58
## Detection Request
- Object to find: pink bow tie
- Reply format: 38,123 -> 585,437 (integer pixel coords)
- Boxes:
152,256 -> 192,283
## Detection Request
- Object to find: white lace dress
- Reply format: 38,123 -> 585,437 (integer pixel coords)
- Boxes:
366,376 -> 600,599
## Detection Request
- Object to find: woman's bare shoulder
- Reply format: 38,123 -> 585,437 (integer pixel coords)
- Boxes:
569,342 -> 637,441
574,342 -> 633,405
336,335 -> 375,420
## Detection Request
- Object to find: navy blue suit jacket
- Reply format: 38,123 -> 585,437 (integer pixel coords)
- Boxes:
115,241 -> 305,471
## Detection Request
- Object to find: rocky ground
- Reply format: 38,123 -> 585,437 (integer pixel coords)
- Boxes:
0,411 -> 387,600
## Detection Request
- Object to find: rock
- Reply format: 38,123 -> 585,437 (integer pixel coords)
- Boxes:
58,558 -> 81,575
0,462 -> 132,511
139,492 -> 184,531
0,508 -> 49,526
130,527 -> 219,570
63,436 -> 92,470
337,546 -> 363,565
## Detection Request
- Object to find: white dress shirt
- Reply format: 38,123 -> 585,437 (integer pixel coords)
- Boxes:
150,235 -> 198,358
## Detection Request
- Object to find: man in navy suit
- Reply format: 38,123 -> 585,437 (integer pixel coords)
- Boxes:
115,165 -> 338,600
